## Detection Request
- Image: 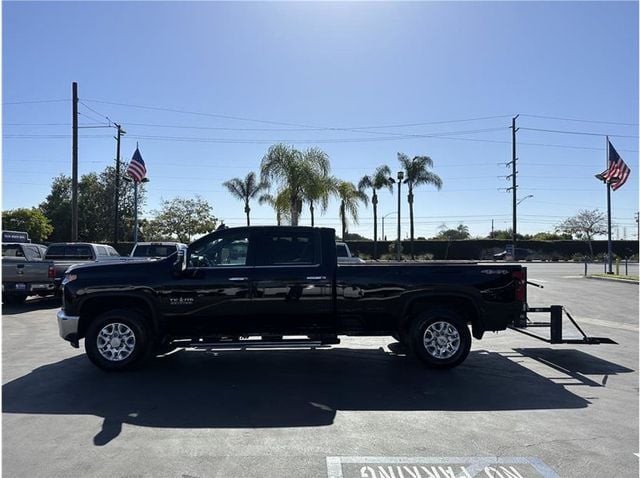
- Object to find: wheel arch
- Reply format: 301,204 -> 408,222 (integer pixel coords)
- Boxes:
398,293 -> 484,340
77,293 -> 160,339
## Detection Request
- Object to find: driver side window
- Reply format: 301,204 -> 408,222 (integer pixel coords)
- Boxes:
189,233 -> 250,267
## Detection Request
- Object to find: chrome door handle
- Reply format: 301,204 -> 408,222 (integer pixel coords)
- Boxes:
228,277 -> 248,281
306,276 -> 327,280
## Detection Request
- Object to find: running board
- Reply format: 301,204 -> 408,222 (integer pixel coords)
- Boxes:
180,339 -> 335,350
509,305 -> 617,345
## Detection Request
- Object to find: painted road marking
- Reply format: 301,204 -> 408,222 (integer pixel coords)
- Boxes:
326,456 -> 559,478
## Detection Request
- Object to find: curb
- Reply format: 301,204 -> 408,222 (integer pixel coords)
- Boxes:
586,275 -> 639,285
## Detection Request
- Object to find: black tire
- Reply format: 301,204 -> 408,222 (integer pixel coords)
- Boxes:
85,309 -> 151,372
2,293 -> 27,305
409,308 -> 471,369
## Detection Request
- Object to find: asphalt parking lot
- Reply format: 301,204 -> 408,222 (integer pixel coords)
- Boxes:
2,262 -> 638,478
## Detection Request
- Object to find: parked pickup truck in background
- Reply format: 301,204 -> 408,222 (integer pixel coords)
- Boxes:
57,226 -> 527,372
2,243 -> 56,304
44,243 -> 123,292
130,242 -> 187,259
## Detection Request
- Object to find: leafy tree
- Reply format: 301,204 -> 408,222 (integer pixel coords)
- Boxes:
358,165 -> 393,259
488,229 -> 525,240
398,153 -> 442,259
343,232 -> 370,241
556,209 -> 607,257
39,175 -> 72,242
260,144 -> 330,226
436,224 -> 470,240
2,208 -> 53,242
336,181 -> 368,240
38,167 -> 145,242
530,231 -> 572,241
223,172 -> 268,226
151,196 -> 217,243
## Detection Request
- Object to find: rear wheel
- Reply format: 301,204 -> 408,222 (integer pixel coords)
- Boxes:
85,309 -> 151,371
409,308 -> 471,369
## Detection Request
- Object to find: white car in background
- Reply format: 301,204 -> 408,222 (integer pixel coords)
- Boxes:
336,242 -> 365,264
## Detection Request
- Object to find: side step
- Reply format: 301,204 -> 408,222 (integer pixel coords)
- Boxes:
509,305 -> 617,345
177,336 -> 340,351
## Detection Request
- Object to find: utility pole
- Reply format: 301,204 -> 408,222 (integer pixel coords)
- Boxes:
635,212 -> 639,240
71,82 -> 79,241
396,171 -> 404,261
509,115 -> 519,254
113,123 -> 125,243
491,219 -> 494,238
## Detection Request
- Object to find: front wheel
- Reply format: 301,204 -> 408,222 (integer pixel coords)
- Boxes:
85,309 -> 151,371
409,309 -> 471,369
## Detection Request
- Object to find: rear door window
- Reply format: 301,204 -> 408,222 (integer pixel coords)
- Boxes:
256,231 -> 319,266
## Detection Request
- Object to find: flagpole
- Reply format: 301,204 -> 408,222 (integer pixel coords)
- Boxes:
606,136 -> 613,274
134,181 -> 138,243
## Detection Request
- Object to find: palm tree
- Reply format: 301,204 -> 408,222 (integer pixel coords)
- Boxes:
398,153 -> 443,259
336,180 -> 368,240
302,174 -> 338,227
358,165 -> 393,259
260,144 -> 330,226
258,189 -> 291,226
222,172 -> 267,226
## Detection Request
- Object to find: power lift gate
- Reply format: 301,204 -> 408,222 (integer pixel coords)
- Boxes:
508,277 -> 617,345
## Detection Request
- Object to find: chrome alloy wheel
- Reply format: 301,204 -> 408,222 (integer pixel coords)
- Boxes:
96,322 -> 136,362
423,321 -> 461,359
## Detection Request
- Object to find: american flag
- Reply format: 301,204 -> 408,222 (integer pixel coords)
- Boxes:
126,146 -> 147,183
597,140 -> 630,191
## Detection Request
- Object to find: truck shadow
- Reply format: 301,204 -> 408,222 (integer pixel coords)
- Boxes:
512,348 -> 634,387
3,346 -> 592,445
1,296 -> 61,315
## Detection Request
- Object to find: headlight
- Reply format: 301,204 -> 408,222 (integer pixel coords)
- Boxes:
62,274 -> 77,285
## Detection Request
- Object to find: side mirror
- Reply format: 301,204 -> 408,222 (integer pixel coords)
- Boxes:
173,249 -> 188,274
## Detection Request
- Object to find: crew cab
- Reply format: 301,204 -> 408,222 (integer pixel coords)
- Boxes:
57,226 -> 526,371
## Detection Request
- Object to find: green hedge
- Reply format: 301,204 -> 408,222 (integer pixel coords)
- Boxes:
345,239 -> 639,261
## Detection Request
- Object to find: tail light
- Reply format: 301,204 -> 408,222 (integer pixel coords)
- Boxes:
48,265 -> 55,279
512,269 -> 526,302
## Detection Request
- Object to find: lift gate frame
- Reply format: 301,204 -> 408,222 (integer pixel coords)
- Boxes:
509,305 -> 617,345
506,274 -> 616,345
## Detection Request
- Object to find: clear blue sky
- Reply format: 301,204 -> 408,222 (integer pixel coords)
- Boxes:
3,1 -> 639,240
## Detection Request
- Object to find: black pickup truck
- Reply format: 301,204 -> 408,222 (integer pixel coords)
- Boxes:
57,226 -> 526,371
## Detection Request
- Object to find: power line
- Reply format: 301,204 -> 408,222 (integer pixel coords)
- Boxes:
78,101 -> 112,125
3,99 -> 69,105
520,127 -> 638,139
520,113 -> 638,127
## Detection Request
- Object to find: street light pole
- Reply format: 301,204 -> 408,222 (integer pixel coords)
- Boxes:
396,171 -> 404,261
